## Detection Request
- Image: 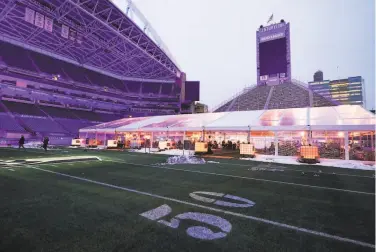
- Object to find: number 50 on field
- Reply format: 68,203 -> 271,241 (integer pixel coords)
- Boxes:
139,191 -> 255,240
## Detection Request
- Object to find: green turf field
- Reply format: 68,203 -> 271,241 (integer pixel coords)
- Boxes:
0,148 -> 374,252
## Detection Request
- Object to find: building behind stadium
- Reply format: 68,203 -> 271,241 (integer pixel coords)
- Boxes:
309,71 -> 365,107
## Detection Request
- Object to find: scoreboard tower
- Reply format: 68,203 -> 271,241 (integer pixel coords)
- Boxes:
256,20 -> 291,85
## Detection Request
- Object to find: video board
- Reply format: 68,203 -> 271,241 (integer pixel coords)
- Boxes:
256,22 -> 291,85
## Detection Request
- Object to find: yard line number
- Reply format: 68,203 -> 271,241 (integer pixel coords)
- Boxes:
140,191 -> 255,240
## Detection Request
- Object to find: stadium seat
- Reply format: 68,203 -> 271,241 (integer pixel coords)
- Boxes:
214,81 -> 335,112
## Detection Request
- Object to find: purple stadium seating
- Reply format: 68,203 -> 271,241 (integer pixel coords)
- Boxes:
142,82 -> 160,94
61,64 -> 90,83
214,81 -> 335,112
0,41 -> 178,102
215,100 -> 234,112
69,109 -> 106,122
268,83 -> 309,109
0,41 -> 37,72
0,113 -> 26,132
28,50 -> 69,78
95,113 -> 123,122
54,118 -> 96,134
126,81 -> 142,93
0,39 -> 181,141
86,69 -> 117,90
234,85 -> 271,111
313,93 -> 335,107
17,116 -> 67,134
2,100 -> 45,116
39,106 -> 79,119
161,83 -> 173,95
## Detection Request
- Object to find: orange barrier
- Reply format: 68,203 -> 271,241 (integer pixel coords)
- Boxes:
88,139 -> 102,147
240,143 -> 255,156
71,139 -> 85,146
195,142 -> 208,153
299,146 -> 319,162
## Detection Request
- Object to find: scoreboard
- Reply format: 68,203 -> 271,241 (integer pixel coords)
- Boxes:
256,21 -> 291,85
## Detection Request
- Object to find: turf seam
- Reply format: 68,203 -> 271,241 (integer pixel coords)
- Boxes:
106,160 -> 375,196
25,165 -> 375,249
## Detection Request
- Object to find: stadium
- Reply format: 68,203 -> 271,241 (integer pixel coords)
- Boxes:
0,0 -> 375,252
0,0 -> 200,146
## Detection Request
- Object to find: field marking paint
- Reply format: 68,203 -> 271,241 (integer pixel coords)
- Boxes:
140,205 -> 232,240
25,165 -> 375,249
106,160 -> 375,196
189,191 -> 256,208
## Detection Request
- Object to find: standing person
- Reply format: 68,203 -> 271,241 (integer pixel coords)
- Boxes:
43,137 -> 49,152
18,135 -> 25,150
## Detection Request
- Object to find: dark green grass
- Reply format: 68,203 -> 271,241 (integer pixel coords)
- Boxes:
0,148 -> 374,252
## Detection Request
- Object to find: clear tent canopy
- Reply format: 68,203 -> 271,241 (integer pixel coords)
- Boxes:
80,105 -> 375,133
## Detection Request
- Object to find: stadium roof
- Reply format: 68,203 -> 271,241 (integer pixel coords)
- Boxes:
0,0 -> 180,81
80,105 -> 376,133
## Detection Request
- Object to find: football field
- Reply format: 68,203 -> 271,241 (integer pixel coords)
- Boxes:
0,148 -> 374,252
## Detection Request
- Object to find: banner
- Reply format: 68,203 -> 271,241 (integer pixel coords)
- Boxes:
44,16 -> 53,32
61,24 -> 69,39
34,12 -> 45,28
16,81 -> 27,88
25,7 -> 35,24
69,29 -> 76,42
76,33 -> 83,44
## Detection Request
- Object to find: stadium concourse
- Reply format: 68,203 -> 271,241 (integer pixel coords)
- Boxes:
0,0 -> 200,147
80,105 -> 376,162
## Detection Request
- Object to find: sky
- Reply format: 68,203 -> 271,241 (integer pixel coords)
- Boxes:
114,0 -> 375,110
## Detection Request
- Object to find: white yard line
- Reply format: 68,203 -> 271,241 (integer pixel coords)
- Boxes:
106,160 -> 375,196
25,165 -> 375,249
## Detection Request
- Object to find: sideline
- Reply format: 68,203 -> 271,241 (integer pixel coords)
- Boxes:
26,165 -> 375,249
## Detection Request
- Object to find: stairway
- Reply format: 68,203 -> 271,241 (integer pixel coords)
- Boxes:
0,100 -> 36,136
36,105 -> 73,136
264,86 -> 275,110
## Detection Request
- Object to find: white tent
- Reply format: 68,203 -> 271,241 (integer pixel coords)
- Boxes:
80,105 -> 375,133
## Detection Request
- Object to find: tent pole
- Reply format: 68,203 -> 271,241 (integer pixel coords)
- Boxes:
371,131 -> 374,151
247,126 -> 250,143
104,132 -> 106,148
183,131 -> 186,156
124,132 -> 126,149
274,131 -> 278,156
151,132 -> 153,153
345,131 -> 349,160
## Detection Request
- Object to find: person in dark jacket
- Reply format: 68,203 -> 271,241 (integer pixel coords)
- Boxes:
19,135 -> 25,149
43,137 -> 49,151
